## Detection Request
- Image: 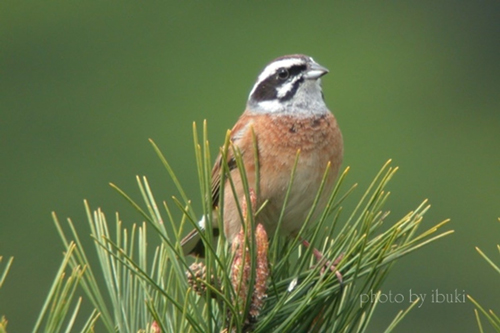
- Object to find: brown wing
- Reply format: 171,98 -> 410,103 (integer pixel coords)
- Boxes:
181,153 -> 236,257
181,113 -> 252,256
210,153 -> 237,208
210,115 -> 252,208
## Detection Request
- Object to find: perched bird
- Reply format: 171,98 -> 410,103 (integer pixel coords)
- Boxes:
182,54 -> 343,257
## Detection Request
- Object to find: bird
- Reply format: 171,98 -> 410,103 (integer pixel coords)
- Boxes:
181,54 -> 343,257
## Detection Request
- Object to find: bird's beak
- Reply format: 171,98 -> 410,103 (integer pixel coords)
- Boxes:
304,62 -> 329,80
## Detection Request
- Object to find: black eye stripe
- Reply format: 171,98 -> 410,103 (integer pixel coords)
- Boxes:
287,64 -> 307,77
250,64 -> 308,102
251,79 -> 277,101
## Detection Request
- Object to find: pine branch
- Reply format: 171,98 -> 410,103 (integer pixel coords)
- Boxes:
30,121 -> 452,332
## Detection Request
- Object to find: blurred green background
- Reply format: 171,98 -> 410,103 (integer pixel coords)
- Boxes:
1,1 -> 499,332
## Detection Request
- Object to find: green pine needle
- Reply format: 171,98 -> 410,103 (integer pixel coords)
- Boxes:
0,256 -> 14,333
32,122 -> 453,332
469,222 -> 500,333
0,257 -> 14,290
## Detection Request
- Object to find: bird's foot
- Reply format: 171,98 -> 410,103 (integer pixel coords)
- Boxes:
302,239 -> 344,285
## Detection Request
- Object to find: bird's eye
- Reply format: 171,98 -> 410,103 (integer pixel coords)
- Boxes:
277,68 -> 289,80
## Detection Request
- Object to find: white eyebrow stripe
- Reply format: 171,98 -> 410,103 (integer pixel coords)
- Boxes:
248,57 -> 307,98
257,58 -> 305,83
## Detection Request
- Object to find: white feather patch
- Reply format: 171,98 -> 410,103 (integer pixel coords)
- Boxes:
198,216 -> 206,230
276,76 -> 300,98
